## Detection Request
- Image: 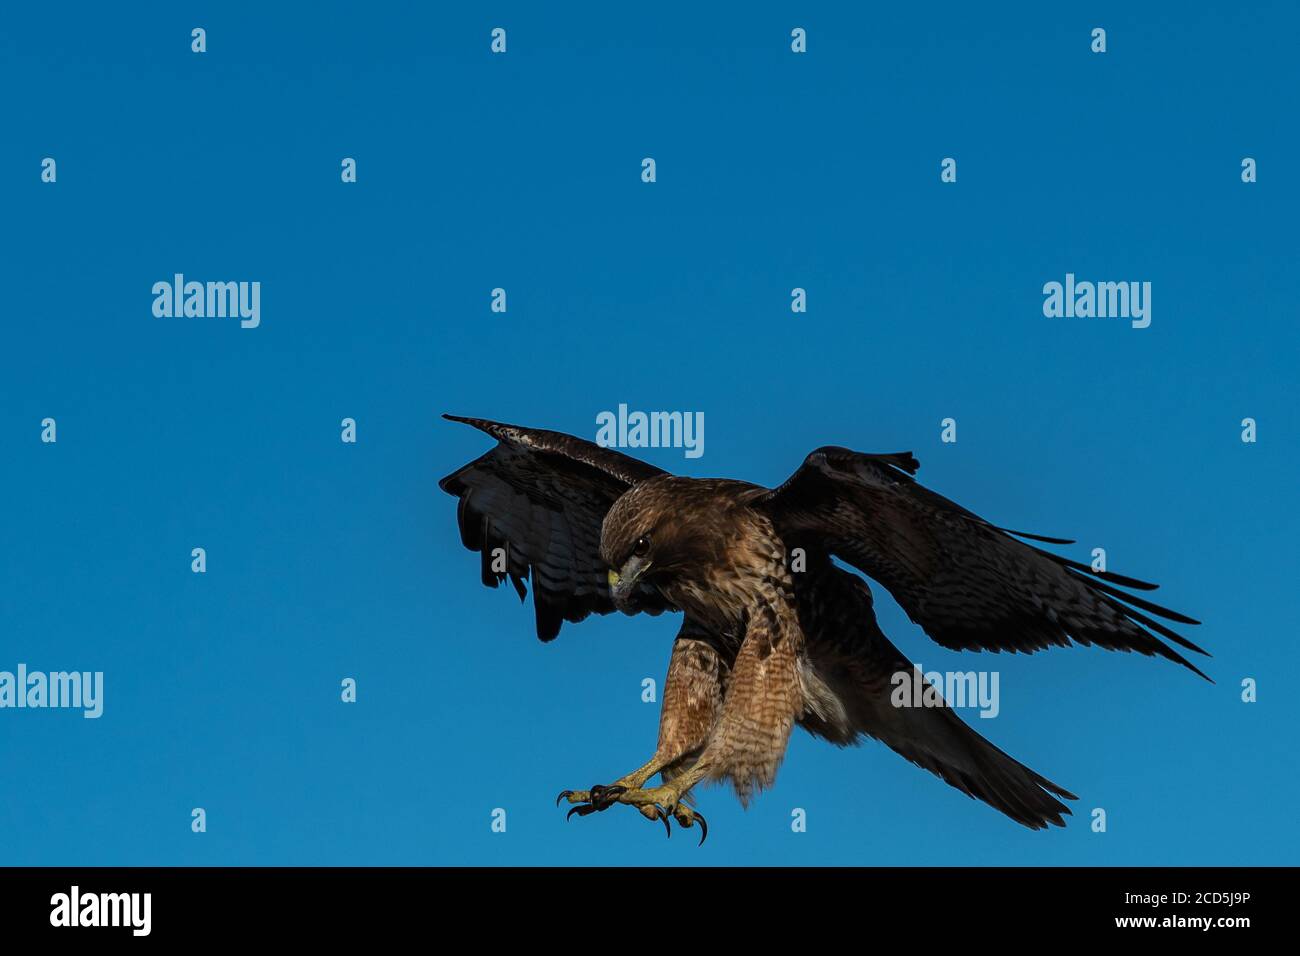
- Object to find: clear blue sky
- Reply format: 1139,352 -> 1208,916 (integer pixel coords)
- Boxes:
1,2 -> 1296,865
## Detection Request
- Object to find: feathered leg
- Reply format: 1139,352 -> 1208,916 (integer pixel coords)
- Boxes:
558,626 -> 725,837
591,601 -> 805,838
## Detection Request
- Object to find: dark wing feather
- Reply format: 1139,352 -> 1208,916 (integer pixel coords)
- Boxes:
439,415 -> 671,641
758,446 -> 1209,679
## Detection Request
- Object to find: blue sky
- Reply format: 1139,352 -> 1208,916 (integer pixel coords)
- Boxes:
1,2 -> 1296,865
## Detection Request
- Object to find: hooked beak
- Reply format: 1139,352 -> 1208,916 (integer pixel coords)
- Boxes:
607,561 -> 649,613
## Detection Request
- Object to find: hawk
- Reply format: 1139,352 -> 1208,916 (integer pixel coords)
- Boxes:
439,415 -> 1207,842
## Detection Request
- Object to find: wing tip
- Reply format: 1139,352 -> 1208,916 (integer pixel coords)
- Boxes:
999,526 -> 1077,546
1187,660 -> 1215,683
875,451 -> 920,475
442,412 -> 483,427
882,451 -> 920,475
442,413 -> 518,446
810,447 -> 921,475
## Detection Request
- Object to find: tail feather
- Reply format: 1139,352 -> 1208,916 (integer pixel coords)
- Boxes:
797,564 -> 1076,830
858,685 -> 1077,830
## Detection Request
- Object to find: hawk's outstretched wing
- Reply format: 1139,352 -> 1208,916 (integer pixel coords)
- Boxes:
438,415 -> 673,641
757,446 -> 1209,679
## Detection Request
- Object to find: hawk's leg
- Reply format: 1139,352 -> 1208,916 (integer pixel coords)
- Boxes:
558,632 -> 723,839
591,604 -> 803,834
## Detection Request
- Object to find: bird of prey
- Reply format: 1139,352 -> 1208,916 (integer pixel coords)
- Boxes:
439,414 -> 1207,842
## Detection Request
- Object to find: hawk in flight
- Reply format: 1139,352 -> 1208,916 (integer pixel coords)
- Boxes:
439,415 -> 1207,842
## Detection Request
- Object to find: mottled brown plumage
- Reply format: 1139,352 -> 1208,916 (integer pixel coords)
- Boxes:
439,415 -> 1208,836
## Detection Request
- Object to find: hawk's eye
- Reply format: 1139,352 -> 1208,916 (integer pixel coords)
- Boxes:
633,535 -> 651,558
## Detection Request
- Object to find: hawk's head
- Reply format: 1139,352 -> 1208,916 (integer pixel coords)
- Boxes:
600,476 -> 734,615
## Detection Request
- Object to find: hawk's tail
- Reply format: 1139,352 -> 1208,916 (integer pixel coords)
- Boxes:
853,680 -> 1077,830
804,661 -> 1077,829
798,566 -> 1076,830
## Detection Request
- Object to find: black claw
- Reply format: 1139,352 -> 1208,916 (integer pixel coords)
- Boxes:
695,812 -> 709,846
557,784 -> 689,839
